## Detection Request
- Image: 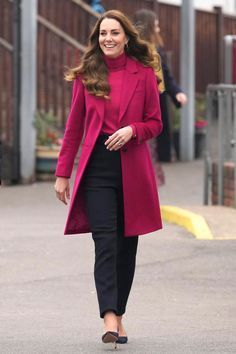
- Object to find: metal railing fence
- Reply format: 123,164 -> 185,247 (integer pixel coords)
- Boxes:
204,84 -> 236,207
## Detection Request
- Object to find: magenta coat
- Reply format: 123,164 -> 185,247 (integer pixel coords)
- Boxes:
55,56 -> 163,236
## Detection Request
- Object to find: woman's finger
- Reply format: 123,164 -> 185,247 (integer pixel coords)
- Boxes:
66,187 -> 70,200
105,135 -> 120,149
55,190 -> 68,205
54,178 -> 70,204
59,192 -> 68,205
113,140 -> 125,151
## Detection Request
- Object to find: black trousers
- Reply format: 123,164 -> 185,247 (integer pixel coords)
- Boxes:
81,135 -> 138,318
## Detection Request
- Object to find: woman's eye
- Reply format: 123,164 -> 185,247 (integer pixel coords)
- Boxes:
100,32 -> 119,36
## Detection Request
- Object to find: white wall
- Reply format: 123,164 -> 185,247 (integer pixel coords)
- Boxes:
158,0 -> 236,15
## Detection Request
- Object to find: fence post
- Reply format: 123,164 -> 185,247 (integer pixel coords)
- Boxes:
204,90 -> 213,205
12,0 -> 21,182
233,92 -> 236,207
217,90 -> 225,205
180,0 -> 195,161
153,0 -> 159,13
20,0 -> 38,182
214,6 -> 224,84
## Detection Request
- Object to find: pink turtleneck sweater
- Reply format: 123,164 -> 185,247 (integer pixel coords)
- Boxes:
101,52 -> 126,135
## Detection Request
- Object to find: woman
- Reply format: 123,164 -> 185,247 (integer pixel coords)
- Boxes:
54,10 -> 163,348
134,9 -> 187,162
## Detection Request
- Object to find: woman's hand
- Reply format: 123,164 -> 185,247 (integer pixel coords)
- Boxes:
176,92 -> 188,106
54,177 -> 70,205
105,126 -> 133,151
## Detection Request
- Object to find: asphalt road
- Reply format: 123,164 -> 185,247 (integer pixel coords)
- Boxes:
0,181 -> 236,353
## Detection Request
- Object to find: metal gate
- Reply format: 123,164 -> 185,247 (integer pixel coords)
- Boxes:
204,84 -> 236,207
0,0 -> 21,183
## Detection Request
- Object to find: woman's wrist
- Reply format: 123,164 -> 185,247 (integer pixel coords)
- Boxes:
56,176 -> 70,180
129,124 -> 137,139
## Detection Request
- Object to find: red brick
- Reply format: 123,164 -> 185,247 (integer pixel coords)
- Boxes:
224,162 -> 235,178
224,188 -> 235,198
224,198 -> 235,207
228,180 -> 235,190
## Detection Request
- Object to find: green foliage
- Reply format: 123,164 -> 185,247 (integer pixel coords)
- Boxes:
195,95 -> 207,129
171,95 -> 207,131
195,94 -> 206,121
34,111 -> 63,147
172,106 -> 181,131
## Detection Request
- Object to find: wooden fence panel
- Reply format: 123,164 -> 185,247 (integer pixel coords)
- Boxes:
1,0 -> 13,42
158,4 -> 180,84
35,0 -> 236,130
224,15 -> 236,35
37,21 -> 83,126
0,0 -> 13,142
102,0 -> 154,14
0,0 -> 16,181
196,10 -> 219,92
38,0 -> 99,47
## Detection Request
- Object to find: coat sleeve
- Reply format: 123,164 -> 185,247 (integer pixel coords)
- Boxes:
55,77 -> 85,178
131,67 -> 163,144
160,51 -> 182,108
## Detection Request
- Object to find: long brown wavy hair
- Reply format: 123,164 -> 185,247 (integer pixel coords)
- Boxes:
133,9 -> 165,92
65,10 -> 163,98
133,9 -> 164,48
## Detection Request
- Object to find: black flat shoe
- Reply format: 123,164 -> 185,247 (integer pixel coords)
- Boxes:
117,335 -> 128,344
102,331 -> 119,349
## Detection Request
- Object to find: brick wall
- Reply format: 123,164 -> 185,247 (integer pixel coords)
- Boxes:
212,162 -> 235,207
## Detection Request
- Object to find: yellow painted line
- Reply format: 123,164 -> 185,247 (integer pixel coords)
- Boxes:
160,206 -> 214,240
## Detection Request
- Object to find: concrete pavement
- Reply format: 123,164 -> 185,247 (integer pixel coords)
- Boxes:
158,160 -> 236,240
0,159 -> 236,353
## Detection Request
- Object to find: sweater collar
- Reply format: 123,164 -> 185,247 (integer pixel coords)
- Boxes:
103,52 -> 127,71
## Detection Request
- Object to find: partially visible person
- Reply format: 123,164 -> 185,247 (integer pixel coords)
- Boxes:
85,0 -> 105,14
133,9 -> 165,185
134,9 -> 187,162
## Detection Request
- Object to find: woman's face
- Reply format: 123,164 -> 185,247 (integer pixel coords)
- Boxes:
99,18 -> 128,58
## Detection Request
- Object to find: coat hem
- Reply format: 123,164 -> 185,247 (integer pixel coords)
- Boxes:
64,224 -> 163,236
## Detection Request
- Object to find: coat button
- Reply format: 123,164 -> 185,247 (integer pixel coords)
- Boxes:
121,147 -> 128,152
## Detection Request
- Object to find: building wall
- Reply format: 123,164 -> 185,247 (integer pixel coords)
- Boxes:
158,0 -> 236,15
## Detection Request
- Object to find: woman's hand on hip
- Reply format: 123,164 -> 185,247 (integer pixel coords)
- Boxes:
105,126 -> 133,151
54,177 -> 70,205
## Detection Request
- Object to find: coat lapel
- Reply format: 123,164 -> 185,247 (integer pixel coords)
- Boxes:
90,56 -> 139,125
94,95 -> 105,124
119,57 -> 139,123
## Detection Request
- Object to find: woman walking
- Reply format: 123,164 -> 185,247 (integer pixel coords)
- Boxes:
54,10 -> 163,348
134,9 -> 187,162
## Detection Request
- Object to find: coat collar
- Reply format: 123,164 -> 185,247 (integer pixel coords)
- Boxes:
94,56 -> 139,124
119,56 -> 139,122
